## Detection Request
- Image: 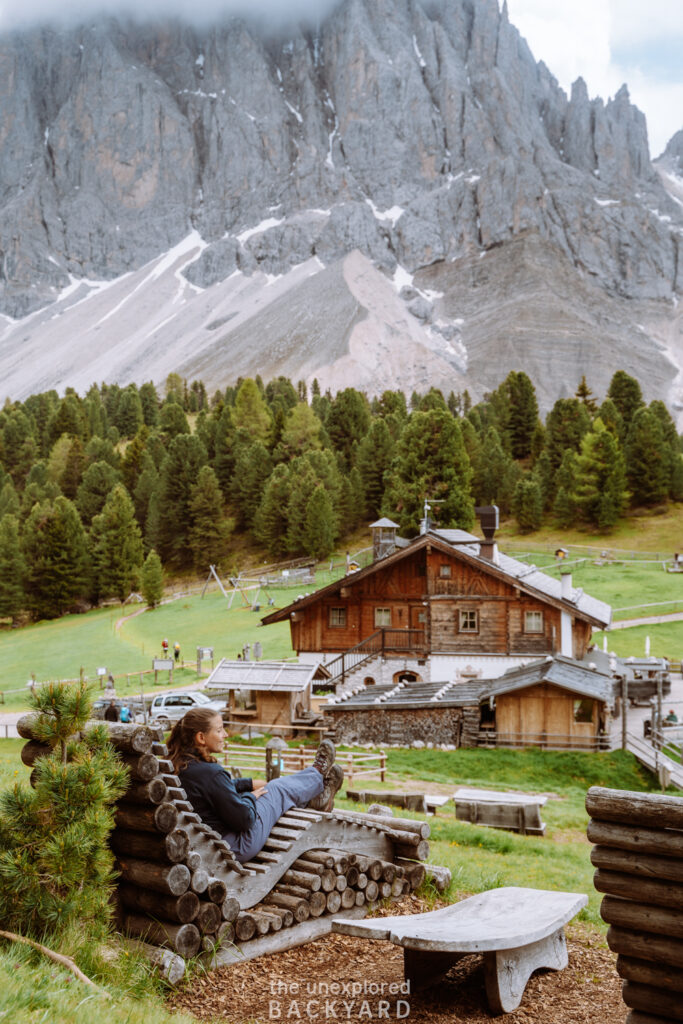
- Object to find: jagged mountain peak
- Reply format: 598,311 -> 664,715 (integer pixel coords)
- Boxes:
0,0 -> 681,413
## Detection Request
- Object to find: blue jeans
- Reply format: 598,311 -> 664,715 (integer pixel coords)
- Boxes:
222,766 -> 324,863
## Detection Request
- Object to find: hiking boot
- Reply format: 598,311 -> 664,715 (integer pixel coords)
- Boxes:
312,738 -> 336,776
308,764 -> 344,813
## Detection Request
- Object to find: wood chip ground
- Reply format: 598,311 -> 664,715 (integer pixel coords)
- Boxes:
169,896 -> 626,1023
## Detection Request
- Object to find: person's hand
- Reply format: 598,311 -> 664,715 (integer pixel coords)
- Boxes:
252,785 -> 268,799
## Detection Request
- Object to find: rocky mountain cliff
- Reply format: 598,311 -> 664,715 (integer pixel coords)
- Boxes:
0,0 -> 682,411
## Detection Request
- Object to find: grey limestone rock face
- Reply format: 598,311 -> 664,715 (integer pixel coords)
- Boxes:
0,0 -> 680,320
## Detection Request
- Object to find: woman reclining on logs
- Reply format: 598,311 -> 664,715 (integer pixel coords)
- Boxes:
168,708 -> 343,864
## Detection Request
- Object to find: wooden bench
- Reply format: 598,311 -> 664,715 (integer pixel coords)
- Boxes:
333,886 -> 587,1014
454,786 -> 547,836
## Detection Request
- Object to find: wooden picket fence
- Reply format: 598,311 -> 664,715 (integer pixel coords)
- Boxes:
223,744 -> 386,783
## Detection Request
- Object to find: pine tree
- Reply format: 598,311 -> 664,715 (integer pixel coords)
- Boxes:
139,381 -> 160,427
254,463 -> 292,558
472,428 -> 517,512
552,450 -> 579,527
59,436 -> 86,499
502,371 -> 539,459
325,388 -> 371,470
649,400 -> 683,501
231,438 -> 273,530
140,549 -> 164,607
545,398 -> 591,471
356,418 -> 395,519
0,681 -> 128,937
276,403 -> 324,459
76,460 -> 122,525
115,385 -> 144,438
157,434 -> 207,565
302,484 -> 336,560
607,370 -> 644,433
159,400 -> 190,439
625,407 -> 668,507
575,419 -> 629,529
188,465 -> 232,570
0,479 -> 20,518
232,378 -> 272,443
22,497 -> 90,619
512,475 -> 543,533
90,484 -> 144,602
383,409 -> 474,533
575,375 -> 598,414
213,404 -> 236,496
0,514 -> 25,621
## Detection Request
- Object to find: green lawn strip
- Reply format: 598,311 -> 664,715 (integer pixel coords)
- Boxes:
594,621 -> 683,659
0,586 -> 300,711
496,506 -> 683,554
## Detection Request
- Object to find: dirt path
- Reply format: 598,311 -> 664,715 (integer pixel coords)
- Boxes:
169,896 -> 625,1023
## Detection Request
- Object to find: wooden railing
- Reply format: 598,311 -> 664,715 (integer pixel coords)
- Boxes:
325,628 -> 427,687
222,743 -> 386,783
477,730 -> 612,751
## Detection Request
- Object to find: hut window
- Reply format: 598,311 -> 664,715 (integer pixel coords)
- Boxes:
439,564 -> 452,578
329,607 -> 347,627
524,610 -> 544,633
234,689 -> 257,711
374,607 -> 392,627
574,699 -> 594,723
459,609 -> 479,633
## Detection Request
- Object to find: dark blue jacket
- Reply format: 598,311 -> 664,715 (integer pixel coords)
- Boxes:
179,760 -> 255,835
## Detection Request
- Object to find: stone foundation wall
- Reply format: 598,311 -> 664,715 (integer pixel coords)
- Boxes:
326,705 -> 479,748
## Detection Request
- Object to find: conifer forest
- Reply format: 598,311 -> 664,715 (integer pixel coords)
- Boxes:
0,369 -> 681,622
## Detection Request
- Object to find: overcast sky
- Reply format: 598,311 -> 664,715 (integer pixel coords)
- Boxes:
0,0 -> 680,157
507,0 -> 683,156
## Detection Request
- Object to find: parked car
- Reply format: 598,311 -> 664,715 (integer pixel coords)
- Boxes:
148,690 -> 226,729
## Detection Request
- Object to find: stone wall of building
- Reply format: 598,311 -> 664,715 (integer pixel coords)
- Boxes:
325,705 -> 480,748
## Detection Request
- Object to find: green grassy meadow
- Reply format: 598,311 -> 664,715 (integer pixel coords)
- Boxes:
0,587 -> 300,709
3,540 -> 683,708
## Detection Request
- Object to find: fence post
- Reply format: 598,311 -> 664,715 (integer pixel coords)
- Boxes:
380,750 -> 386,783
622,677 -> 629,750
299,746 -> 305,770
347,752 -> 353,784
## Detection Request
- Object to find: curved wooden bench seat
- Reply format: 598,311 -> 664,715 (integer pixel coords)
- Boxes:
17,718 -> 430,972
333,886 -> 587,1014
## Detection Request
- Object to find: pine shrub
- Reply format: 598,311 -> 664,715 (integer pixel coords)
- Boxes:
0,681 -> 128,939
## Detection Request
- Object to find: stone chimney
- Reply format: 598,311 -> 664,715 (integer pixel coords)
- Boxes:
475,505 -> 499,562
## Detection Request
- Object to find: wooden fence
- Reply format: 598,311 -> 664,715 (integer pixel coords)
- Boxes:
223,744 -> 386,783
477,730 -> 612,752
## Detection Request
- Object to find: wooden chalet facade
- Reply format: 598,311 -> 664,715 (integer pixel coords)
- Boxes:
262,530 -> 612,689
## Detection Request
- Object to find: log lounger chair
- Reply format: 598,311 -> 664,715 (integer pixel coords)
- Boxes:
17,717 -> 431,972
333,886 -> 588,1014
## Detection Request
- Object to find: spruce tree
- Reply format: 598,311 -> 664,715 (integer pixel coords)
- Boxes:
0,681 -> 128,937
607,370 -> 644,433
383,409 -> 474,533
76,460 -> 122,525
545,398 -> 591,471
502,371 -> 539,459
254,463 -> 292,558
157,434 -> 207,565
356,418 -> 395,519
0,479 -> 20,518
0,514 -> 25,621
575,375 -> 598,414
231,437 -> 273,530
90,484 -> 144,602
302,484 -> 336,560
188,465 -> 232,569
512,475 -> 543,533
22,497 -> 90,619
232,378 -> 272,443
575,419 -> 629,529
140,549 -> 164,607
325,388 -> 371,471
159,400 -> 190,439
624,407 -> 668,507
552,450 -> 579,527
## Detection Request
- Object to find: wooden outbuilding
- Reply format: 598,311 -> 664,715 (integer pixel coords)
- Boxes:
204,660 -> 330,734
478,655 -> 615,750
262,527 -> 612,691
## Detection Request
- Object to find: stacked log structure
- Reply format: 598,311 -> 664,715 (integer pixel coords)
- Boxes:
586,786 -> 683,1024
18,718 -> 428,979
